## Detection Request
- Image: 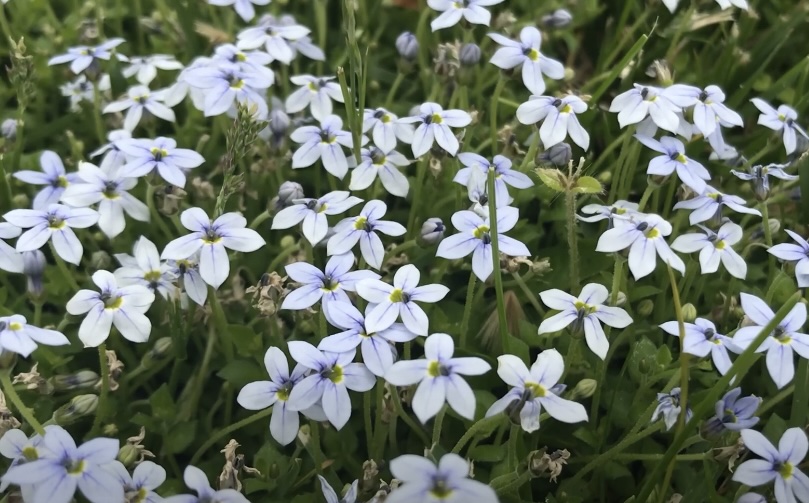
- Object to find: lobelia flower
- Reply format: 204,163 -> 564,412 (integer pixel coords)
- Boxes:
538,284 -> 633,359
167,252 -> 208,306
731,163 -> 797,202
280,253 -> 379,310
271,190 -> 363,245
578,200 -> 639,227
161,58 -> 211,108
319,475 -> 358,503
47,38 -> 126,74
488,26 -> 564,96
436,207 -> 530,281
106,460 -> 166,503
60,161 -> 150,238
673,185 -> 761,226
286,341 -> 376,430
651,387 -> 691,431
237,347 -> 308,445
732,428 -> 809,503
163,465 -> 249,503
212,44 -> 276,85
327,200 -> 406,269
185,62 -> 272,118
0,222 -> 23,273
385,333 -> 490,422
66,270 -> 155,346
461,167 -> 510,218
161,208 -> 266,289
362,108 -> 415,152
715,0 -> 748,8
236,16 -> 311,64
114,236 -> 177,299
595,212 -> 685,280
1,426 -> 123,503
516,95 -> 590,150
665,84 -> 743,137
420,217 -> 446,245
702,388 -> 760,436
751,98 -> 809,155
319,301 -> 417,377
22,250 -> 46,297
398,102 -> 472,158
659,318 -> 741,375
386,453 -> 498,503
427,0 -> 504,31
485,350 -> 588,432
357,264 -> 449,336
395,31 -> 419,61
290,115 -> 358,179
769,230 -> 809,287
635,134 -> 711,193
350,146 -> 411,197
0,315 -> 69,357
207,0 -> 271,22
671,222 -> 747,279
90,129 -> 132,173
733,293 -> 809,389
737,494 -> 766,503
609,84 -> 681,132
122,54 -> 184,85
542,8 -> 573,27
13,150 -> 80,210
0,428 -> 46,500
454,153 -> 534,203
4,204 -> 99,265
285,75 -> 344,121
60,74 -> 111,112
103,85 -> 176,132
117,137 -> 205,188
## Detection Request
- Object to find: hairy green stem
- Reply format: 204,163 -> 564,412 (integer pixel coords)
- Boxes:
451,415 -> 504,454
488,169 -> 510,353
1,371 -> 46,436
431,405 -> 447,448
459,271 -> 476,349
390,387 -> 430,445
190,408 -> 272,465
89,344 -> 109,437
565,189 -> 580,292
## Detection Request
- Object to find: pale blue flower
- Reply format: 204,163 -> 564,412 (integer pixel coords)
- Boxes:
398,102 -> 471,158
122,54 -> 184,85
350,146 -> 411,197
118,137 -> 205,188
634,134 -> 711,193
0,428 -> 46,500
486,350 -> 588,432
89,129 -> 132,173
386,453 -> 497,503
362,108 -> 415,152
164,465 -> 249,503
0,425 -> 123,503
0,222 -> 23,273
769,230 -> 809,288
161,208 -> 266,289
488,26 -> 564,96
285,75 -> 344,121
271,190 -> 363,245
185,62 -> 272,118
751,98 -> 808,155
327,200 -> 406,269
609,84 -> 680,132
659,317 -> 740,375
280,253 -> 379,311
651,387 -> 691,431
13,150 -> 79,210
47,38 -> 126,74
454,153 -> 534,203
286,341 -> 375,430
103,85 -> 176,132
0,314 -> 69,357
167,251 -> 208,306
208,0 -> 271,22
290,115 -> 357,179
428,0 -> 504,31
702,388 -> 760,436
733,293 -> 809,389
356,264 -> 449,335
731,163 -> 797,202
114,236 -> 177,299
672,185 -> 761,226
106,460 -> 166,503
733,428 -> 809,503
578,200 -> 639,227
385,332 -> 490,422
236,16 -> 311,64
670,222 -> 747,279
4,203 -> 98,265
516,95 -> 590,150
665,84 -> 743,137
212,44 -> 275,85
319,475 -> 358,503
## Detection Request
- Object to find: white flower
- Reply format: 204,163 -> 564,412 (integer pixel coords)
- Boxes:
285,75 -> 344,121
327,200 -> 406,269
66,270 -> 155,346
538,284 -> 633,359
732,428 -> 809,503
769,230 -> 809,287
350,146 -> 411,197
103,85 -> 176,132
427,0 -> 504,31
596,213 -> 685,280
122,54 -> 184,85
635,134 -> 711,194
290,115 -> 357,179
454,153 -> 534,203
362,108 -> 414,152
271,191 -> 363,245
0,223 -> 23,273
208,0 -> 271,22
385,333 -> 490,422
609,84 -> 681,132
671,222 -> 747,279
578,200 -> 639,226
114,236 -> 177,299
398,102 -> 471,158
516,95 -> 590,150
486,350 -> 588,432
672,185 -> 761,226
386,454 -> 497,503
659,318 -> 740,375
751,98 -> 809,155
0,315 -> 69,357
3,204 -> 99,265
488,26 -> 564,95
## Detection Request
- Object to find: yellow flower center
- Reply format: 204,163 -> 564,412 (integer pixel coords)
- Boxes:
430,479 -> 453,498
525,381 -> 546,398
427,360 -> 447,378
66,459 -> 86,475
22,446 -> 38,461
104,296 -> 123,310
308,82 -> 318,91
317,203 -> 328,213
473,225 -> 490,240
329,364 -> 344,384
56,176 -> 69,188
353,216 -> 368,231
778,114 -> 786,122
380,114 -> 391,124
144,270 -> 162,283
230,78 -> 245,89
644,228 -> 660,239
430,113 -> 443,124
778,462 -> 794,479
527,49 -> 539,61
8,322 -> 22,331
614,208 -> 626,215
561,104 -> 572,114
707,192 -> 720,200
714,240 -> 726,250
675,153 -> 687,164
574,300 -> 598,316
389,288 -> 405,303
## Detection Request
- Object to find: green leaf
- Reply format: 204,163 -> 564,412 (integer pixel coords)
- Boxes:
763,412 -> 788,443
572,176 -> 604,194
628,285 -> 662,301
766,270 -> 797,305
149,384 -> 176,422
229,324 -> 263,358
655,344 -> 672,366
468,444 -> 505,462
535,168 -> 567,192
217,359 -> 265,388
627,337 -> 659,383
165,420 -> 197,454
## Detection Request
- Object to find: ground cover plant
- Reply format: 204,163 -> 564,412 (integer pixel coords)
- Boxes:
0,0 -> 808,501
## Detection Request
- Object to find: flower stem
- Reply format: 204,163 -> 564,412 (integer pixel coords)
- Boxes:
761,202 -> 775,281
790,359 -> 809,427
565,188 -> 580,292
506,424 -> 520,471
189,408 -> 272,465
0,371 -> 46,436
390,387 -> 430,446
145,184 -> 173,240
384,73 -> 406,110
490,79 -> 506,156
493,469 -> 531,495
363,386 -> 374,457
49,242 -> 80,292
591,257 -> 625,424
666,265 -> 689,433
459,271 -> 476,349
406,158 -> 429,240
487,169 -> 511,353
88,344 -> 109,437
431,405 -> 447,449
637,184 -> 656,212
451,414 -> 504,454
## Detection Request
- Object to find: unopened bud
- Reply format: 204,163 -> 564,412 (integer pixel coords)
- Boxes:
1,118 -> 18,140
11,194 -> 28,208
637,299 -> 654,318
681,303 -> 697,323
419,218 -> 445,245
570,379 -> 597,400
22,250 -> 45,297
53,394 -> 98,425
50,370 -> 100,391
269,101 -> 290,136
142,337 -> 173,369
541,9 -> 573,28
395,32 -> 418,61
117,444 -> 141,467
537,142 -> 572,168
279,235 -> 296,249
277,181 -> 304,207
767,218 -> 780,235
614,291 -> 628,307
0,350 -> 17,370
459,43 -> 481,66
90,250 -> 112,271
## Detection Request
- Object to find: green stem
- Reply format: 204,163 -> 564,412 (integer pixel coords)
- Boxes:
761,202 -> 775,280
790,359 -> 809,427
431,405 -> 447,448
406,158 -> 429,239
506,424 -> 520,471
0,371 -> 45,436
145,184 -> 173,240
635,291 -> 805,502
390,387 -> 430,445
189,408 -> 272,465
490,79 -> 506,156
89,344 -> 109,437
565,189 -> 579,292
511,271 -> 544,316
49,242 -> 80,292
458,271 -> 476,349
488,170 -> 510,353
493,470 -> 531,495
637,184 -> 656,213
573,422 -> 663,481
451,415 -> 504,454
384,73 -> 406,110
248,209 -> 271,230
667,265 -> 689,432
364,387 -> 374,457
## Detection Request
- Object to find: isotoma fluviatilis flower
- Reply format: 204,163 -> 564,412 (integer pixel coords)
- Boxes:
350,146 -> 411,198
398,102 -> 471,158
702,388 -> 760,436
47,38 -> 126,74
454,153 -> 534,203
634,134 -> 710,193
651,387 -> 691,431
0,315 -> 69,357
103,85 -> 176,132
516,94 -> 590,150
609,84 -> 680,132
658,317 -> 740,375
12,150 -> 78,210
768,229 -> 809,287
672,185 -> 761,226
732,428 -> 809,503
4,204 -> 99,265
163,465 -> 249,503
284,75 -> 344,121
118,137 -> 205,188
280,252 -> 379,311
290,115 -> 357,179
318,475 -> 358,503
327,200 -> 406,270
385,453 -> 498,503
670,222 -> 747,279
271,191 -> 363,245
427,0 -> 504,31
751,97 -> 809,155
488,26 -> 564,96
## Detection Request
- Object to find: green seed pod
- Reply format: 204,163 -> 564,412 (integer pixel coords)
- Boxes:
50,370 -> 100,391
681,303 -> 698,323
142,337 -> 173,369
570,379 -> 597,400
637,299 -> 654,318
52,394 -> 98,425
